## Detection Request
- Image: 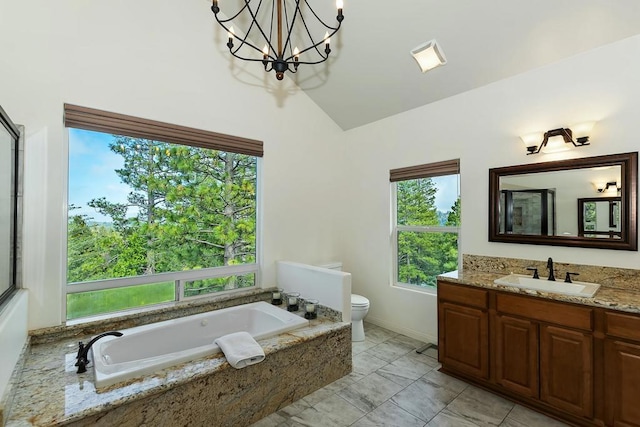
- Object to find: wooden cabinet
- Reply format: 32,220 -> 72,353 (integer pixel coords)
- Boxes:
438,280 -> 598,426
439,302 -> 489,379
604,312 -> 640,427
438,280 -> 640,426
494,314 -> 538,398
438,283 -> 489,379
540,325 -> 593,418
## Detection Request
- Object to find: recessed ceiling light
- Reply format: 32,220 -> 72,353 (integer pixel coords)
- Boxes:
410,40 -> 447,73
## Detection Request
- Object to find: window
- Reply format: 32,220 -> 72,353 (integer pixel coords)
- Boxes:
391,159 -> 460,291
64,104 -> 262,320
0,106 -> 21,307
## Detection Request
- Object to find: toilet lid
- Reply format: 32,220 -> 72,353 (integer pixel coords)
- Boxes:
351,294 -> 369,306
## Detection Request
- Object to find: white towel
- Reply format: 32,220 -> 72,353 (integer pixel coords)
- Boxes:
215,331 -> 265,369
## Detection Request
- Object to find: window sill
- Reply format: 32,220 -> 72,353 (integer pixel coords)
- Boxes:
31,287 -> 272,345
392,282 -> 438,296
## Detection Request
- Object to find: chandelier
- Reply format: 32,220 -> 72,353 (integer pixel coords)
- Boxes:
211,0 -> 344,80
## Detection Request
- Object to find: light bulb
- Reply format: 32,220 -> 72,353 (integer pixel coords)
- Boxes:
336,0 -> 343,9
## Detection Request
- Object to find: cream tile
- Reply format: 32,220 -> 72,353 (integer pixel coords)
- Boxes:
250,411 -> 288,427
446,385 -> 513,426
365,327 -> 397,343
352,352 -> 388,375
501,405 -> 569,427
391,375 -> 461,422
421,369 -> 469,394
352,339 -> 377,355
366,339 -> 416,363
389,334 -> 427,350
289,405 -> 344,427
426,408 -> 480,426
337,372 -> 405,413
405,349 -> 440,368
312,394 -> 367,426
278,399 -> 313,417
351,401 -> 426,427
377,353 -> 436,387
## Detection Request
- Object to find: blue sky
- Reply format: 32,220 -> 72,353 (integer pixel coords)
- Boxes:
68,129 -> 129,223
68,128 -> 460,222
432,174 -> 460,213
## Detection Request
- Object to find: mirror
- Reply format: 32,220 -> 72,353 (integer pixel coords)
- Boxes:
489,152 -> 638,250
578,197 -> 621,238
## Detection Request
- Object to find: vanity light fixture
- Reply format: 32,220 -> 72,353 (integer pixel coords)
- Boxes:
595,181 -> 621,193
521,122 -> 595,155
410,40 -> 447,73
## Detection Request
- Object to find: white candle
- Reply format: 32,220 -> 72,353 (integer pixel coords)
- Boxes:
306,303 -> 316,313
288,296 -> 297,305
273,291 -> 281,299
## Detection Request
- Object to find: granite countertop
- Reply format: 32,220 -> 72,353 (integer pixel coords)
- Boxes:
439,270 -> 640,314
6,311 -> 349,426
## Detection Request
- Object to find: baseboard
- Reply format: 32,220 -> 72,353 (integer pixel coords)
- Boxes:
365,315 -> 437,345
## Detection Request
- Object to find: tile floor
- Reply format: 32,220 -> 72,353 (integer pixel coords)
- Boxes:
251,322 -> 569,427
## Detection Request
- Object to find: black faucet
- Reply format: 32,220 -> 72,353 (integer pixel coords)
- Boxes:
75,331 -> 123,373
546,257 -> 555,281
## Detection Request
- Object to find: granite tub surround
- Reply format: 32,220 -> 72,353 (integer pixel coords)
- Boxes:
0,339 -> 29,426
6,308 -> 351,426
446,254 -> 640,313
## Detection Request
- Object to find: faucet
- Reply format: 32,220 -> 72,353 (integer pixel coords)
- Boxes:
75,331 -> 123,373
546,257 -> 555,281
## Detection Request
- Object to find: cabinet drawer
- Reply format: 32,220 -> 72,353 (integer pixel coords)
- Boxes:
606,311 -> 640,341
438,281 -> 488,309
496,293 -> 593,331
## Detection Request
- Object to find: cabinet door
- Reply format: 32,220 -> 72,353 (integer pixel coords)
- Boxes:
494,314 -> 539,398
439,302 -> 489,379
605,339 -> 640,427
540,325 -> 593,418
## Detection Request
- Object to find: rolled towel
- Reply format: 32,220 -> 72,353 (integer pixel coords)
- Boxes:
214,331 -> 265,369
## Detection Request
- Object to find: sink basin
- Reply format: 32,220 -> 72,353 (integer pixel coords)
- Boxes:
494,274 -> 600,297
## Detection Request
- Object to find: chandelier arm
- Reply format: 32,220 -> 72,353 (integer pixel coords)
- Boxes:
213,1 -> 251,23
293,10 -> 326,60
302,0 -> 341,30
238,0 -> 281,60
281,22 -> 341,62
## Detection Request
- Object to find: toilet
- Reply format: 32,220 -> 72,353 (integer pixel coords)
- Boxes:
319,262 -> 371,342
350,294 -> 370,342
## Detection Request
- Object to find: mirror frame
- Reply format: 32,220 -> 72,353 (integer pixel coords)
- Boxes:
489,152 -> 638,250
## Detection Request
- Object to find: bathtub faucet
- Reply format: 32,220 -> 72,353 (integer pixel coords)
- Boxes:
75,331 -> 123,374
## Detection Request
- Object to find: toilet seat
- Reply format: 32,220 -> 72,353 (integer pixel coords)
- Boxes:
351,294 -> 369,307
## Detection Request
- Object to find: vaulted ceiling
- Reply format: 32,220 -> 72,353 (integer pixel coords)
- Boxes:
278,0 -> 640,130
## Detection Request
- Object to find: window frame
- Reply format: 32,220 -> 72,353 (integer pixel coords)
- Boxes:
0,106 -> 22,308
63,104 -> 263,320
390,159 -> 461,294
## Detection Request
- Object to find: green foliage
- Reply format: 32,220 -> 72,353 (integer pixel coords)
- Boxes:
396,178 -> 460,288
66,281 -> 175,320
67,135 -> 258,317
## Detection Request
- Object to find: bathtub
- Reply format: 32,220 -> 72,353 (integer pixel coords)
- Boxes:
91,301 -> 309,389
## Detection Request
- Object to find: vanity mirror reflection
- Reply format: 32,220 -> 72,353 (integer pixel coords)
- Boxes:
489,152 -> 638,250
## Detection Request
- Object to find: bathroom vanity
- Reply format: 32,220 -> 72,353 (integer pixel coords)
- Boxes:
438,275 -> 640,427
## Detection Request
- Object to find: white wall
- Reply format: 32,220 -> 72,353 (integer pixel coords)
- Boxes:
339,35 -> 640,343
0,0 -> 346,329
